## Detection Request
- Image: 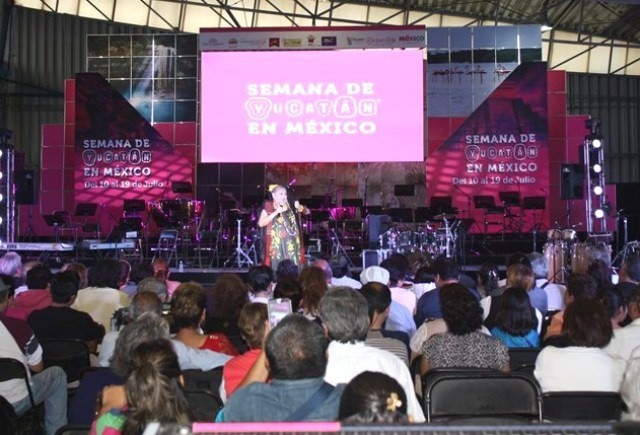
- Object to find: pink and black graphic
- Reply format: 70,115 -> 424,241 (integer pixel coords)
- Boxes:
201,49 -> 424,163
427,62 -> 549,231
74,73 -> 193,207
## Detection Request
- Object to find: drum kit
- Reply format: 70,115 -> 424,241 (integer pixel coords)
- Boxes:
378,214 -> 460,259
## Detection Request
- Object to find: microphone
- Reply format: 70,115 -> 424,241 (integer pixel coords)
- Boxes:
287,178 -> 297,188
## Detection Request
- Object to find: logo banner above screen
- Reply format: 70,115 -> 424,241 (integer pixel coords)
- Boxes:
201,49 -> 424,163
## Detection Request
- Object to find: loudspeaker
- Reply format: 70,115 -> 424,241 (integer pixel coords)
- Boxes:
14,170 -> 38,205
560,164 -> 584,200
366,214 -> 392,249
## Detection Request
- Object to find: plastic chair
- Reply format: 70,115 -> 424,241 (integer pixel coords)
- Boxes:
39,338 -> 91,384
0,394 -> 18,434
183,388 -> 223,422
542,391 -> 626,421
182,367 -> 223,395
423,369 -> 542,423
150,229 -> 178,267
0,358 -> 41,430
54,424 -> 90,435
508,347 -> 541,373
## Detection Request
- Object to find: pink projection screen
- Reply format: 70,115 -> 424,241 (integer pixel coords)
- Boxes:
200,49 -> 424,163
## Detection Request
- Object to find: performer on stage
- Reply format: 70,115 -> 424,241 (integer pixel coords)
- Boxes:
258,184 -> 309,270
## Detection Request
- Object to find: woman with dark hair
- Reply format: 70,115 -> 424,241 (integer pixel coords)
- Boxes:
477,262 -> 500,297
172,282 -> 238,356
490,287 -> 539,348
600,286 -> 628,329
299,266 -> 327,321
203,273 -> 249,354
223,303 -> 270,398
339,371 -> 410,424
273,278 -> 303,312
587,259 -> 613,292
534,299 -> 625,392
420,283 -> 509,374
92,339 -> 192,434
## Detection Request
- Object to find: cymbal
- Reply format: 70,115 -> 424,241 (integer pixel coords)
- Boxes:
433,213 -> 457,220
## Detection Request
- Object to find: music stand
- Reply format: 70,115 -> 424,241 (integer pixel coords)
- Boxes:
430,196 -> 452,210
172,181 -> 193,194
523,196 -> 547,233
342,198 -> 363,208
44,214 -> 69,243
74,203 -> 98,217
498,192 -> 523,232
394,184 -> 415,196
473,195 -> 496,210
123,199 -> 146,215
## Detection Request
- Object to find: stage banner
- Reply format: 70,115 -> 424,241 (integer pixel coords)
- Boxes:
74,73 -> 193,206
426,62 -> 548,231
199,26 -> 426,51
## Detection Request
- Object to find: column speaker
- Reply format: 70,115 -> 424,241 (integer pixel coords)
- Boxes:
14,170 -> 38,205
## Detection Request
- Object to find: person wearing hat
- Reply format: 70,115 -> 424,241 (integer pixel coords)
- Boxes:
360,266 -> 415,338
0,279 -> 68,435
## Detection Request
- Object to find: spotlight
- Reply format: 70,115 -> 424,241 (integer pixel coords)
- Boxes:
592,138 -> 602,149
0,172 -> 3,180
592,164 -> 602,174
594,209 -> 605,219
0,150 -> 3,158
593,185 -> 603,196
0,193 -> 3,202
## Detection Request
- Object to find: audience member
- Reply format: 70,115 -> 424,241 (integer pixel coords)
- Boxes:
137,276 -> 169,303
615,255 -> 640,301
152,257 -> 181,297
0,251 -> 23,288
490,287 -> 539,348
223,303 -> 269,398
534,299 -> 624,392
172,281 -> 238,356
420,283 -> 509,374
359,282 -> 409,365
360,266 -> 415,337
416,256 -> 470,324
313,259 -> 333,286
299,266 -> 327,321
477,261 -> 500,298
275,259 -> 299,283
61,262 -> 89,289
606,286 -> 640,361
621,346 -> 640,421
121,262 -> 155,297
222,314 -> 345,422
330,254 -> 361,289
339,371 -> 410,424
247,265 -> 273,303
11,265 -> 53,317
320,287 -> 425,422
273,279 -> 303,312
601,286 -> 629,330
0,281 -> 67,435
412,265 -> 436,300
203,273 -> 249,353
587,258 -> 614,292
381,255 -> 416,316
544,273 -> 599,341
528,252 -> 565,311
72,259 -> 130,333
92,339 -> 192,434
28,270 -> 105,353
13,260 -> 41,297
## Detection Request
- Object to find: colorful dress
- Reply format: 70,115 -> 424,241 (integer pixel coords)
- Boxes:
200,333 -> 240,356
263,200 -> 304,270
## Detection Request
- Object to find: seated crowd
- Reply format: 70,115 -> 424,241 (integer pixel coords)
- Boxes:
1,248 -> 640,434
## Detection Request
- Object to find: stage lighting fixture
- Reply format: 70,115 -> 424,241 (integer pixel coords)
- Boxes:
0,172 -> 3,180
0,193 -> 4,202
592,138 -> 602,149
594,209 -> 605,219
593,185 -> 603,196
592,163 -> 602,174
0,150 -> 3,158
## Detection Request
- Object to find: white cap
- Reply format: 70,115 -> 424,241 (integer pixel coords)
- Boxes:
360,266 -> 390,285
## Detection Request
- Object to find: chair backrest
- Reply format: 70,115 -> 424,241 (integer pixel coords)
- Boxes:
39,339 -> 91,383
0,394 -> 18,434
508,347 -> 541,372
183,388 -> 223,422
182,368 -> 223,395
542,391 -> 625,421
54,424 -> 91,435
424,370 -> 542,423
0,358 -> 36,408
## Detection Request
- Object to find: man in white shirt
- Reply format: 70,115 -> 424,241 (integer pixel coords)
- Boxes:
529,252 -> 565,311
320,287 -> 425,422
606,287 -> 640,361
329,254 -> 361,289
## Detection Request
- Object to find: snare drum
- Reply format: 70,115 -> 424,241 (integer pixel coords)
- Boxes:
571,242 -> 590,273
547,229 -> 562,241
544,241 -> 566,283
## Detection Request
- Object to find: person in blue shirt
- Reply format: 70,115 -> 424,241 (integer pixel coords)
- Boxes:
491,287 -> 540,348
